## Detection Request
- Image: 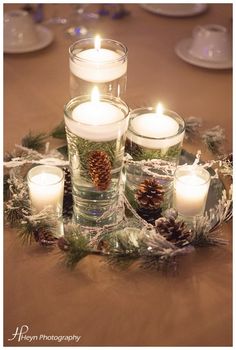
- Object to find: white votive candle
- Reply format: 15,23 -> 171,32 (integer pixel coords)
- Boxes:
27,165 -> 64,216
127,104 -> 185,149
64,87 -> 129,142
173,165 -> 211,217
69,36 -> 128,83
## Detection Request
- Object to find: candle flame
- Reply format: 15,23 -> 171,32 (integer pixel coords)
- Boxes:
91,86 -> 100,103
94,35 -> 101,51
156,103 -> 164,117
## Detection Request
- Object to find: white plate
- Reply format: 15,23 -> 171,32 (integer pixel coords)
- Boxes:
175,38 -> 232,69
140,4 -> 208,17
4,25 -> 54,54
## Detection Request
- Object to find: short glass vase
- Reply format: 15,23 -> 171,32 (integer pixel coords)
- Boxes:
69,38 -> 128,98
125,107 -> 185,224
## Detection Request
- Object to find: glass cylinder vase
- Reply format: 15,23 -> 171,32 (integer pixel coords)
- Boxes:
64,94 -> 129,226
69,38 -> 128,98
124,106 -> 185,224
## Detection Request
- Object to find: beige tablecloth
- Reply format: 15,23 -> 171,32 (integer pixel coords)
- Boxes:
4,4 -> 232,346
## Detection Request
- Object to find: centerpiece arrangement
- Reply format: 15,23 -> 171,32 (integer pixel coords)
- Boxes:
4,35 -> 232,271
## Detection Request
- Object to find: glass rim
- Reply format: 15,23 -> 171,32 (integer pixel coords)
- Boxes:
174,165 -> 211,186
64,94 -> 130,127
69,38 -> 128,64
27,165 -> 64,186
128,107 -> 185,141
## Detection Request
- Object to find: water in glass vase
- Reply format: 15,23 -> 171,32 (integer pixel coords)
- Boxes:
66,126 -> 126,226
124,139 -> 183,223
69,72 -> 127,99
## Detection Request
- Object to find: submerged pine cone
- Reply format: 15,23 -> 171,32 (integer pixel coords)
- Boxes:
88,150 -> 112,190
135,178 -> 165,209
155,216 -> 191,248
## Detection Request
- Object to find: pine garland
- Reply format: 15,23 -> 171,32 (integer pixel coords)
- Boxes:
3,125 -> 233,271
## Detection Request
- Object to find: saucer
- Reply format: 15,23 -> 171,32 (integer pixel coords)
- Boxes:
175,38 -> 232,69
140,4 -> 208,17
4,25 -> 54,54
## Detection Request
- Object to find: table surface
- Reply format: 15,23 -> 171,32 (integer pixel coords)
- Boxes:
4,3 -> 232,346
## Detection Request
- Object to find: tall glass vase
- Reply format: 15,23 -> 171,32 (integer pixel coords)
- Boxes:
64,94 -> 129,226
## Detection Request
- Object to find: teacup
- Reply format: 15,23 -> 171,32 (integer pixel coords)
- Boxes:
189,24 -> 231,62
4,10 -> 39,47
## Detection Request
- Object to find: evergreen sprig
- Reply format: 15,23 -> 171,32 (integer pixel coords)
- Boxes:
21,131 -> 47,151
107,228 -> 144,267
126,139 -> 182,162
190,186 -> 232,247
62,224 -> 92,269
202,125 -> 226,155
185,116 -> 202,140
51,121 -> 67,140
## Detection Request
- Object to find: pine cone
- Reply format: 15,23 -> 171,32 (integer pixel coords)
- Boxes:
155,217 -> 191,248
135,178 -> 165,209
137,207 -> 162,225
88,151 -> 111,190
63,167 -> 73,218
57,236 -> 70,251
34,229 -> 57,246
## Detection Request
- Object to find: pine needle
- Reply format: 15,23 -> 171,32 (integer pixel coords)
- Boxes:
51,121 -> 66,140
21,131 -> 47,151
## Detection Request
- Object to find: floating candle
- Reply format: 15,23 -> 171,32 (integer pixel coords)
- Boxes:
127,104 -> 185,149
64,87 -> 129,141
69,36 -> 127,83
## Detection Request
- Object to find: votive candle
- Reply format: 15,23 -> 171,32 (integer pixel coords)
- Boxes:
173,165 -> 211,217
27,165 -> 64,216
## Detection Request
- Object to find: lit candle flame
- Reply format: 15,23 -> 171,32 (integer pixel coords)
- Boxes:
94,35 -> 101,51
156,103 -> 164,117
91,86 -> 100,103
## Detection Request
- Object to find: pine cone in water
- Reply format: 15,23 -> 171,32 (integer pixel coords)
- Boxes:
88,150 -> 111,190
63,167 -> 73,218
135,178 -> 165,209
155,216 -> 191,248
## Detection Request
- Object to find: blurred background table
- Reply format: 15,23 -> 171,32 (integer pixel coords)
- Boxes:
4,3 -> 232,346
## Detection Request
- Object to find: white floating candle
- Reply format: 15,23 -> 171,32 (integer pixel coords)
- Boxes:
64,87 -> 129,142
127,104 -> 185,149
70,36 -> 127,83
173,165 -> 211,217
27,165 -> 64,216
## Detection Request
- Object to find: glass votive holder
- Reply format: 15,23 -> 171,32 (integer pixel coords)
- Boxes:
64,94 -> 129,227
124,105 -> 185,224
173,165 -> 211,219
27,165 -> 64,217
69,37 -> 128,98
